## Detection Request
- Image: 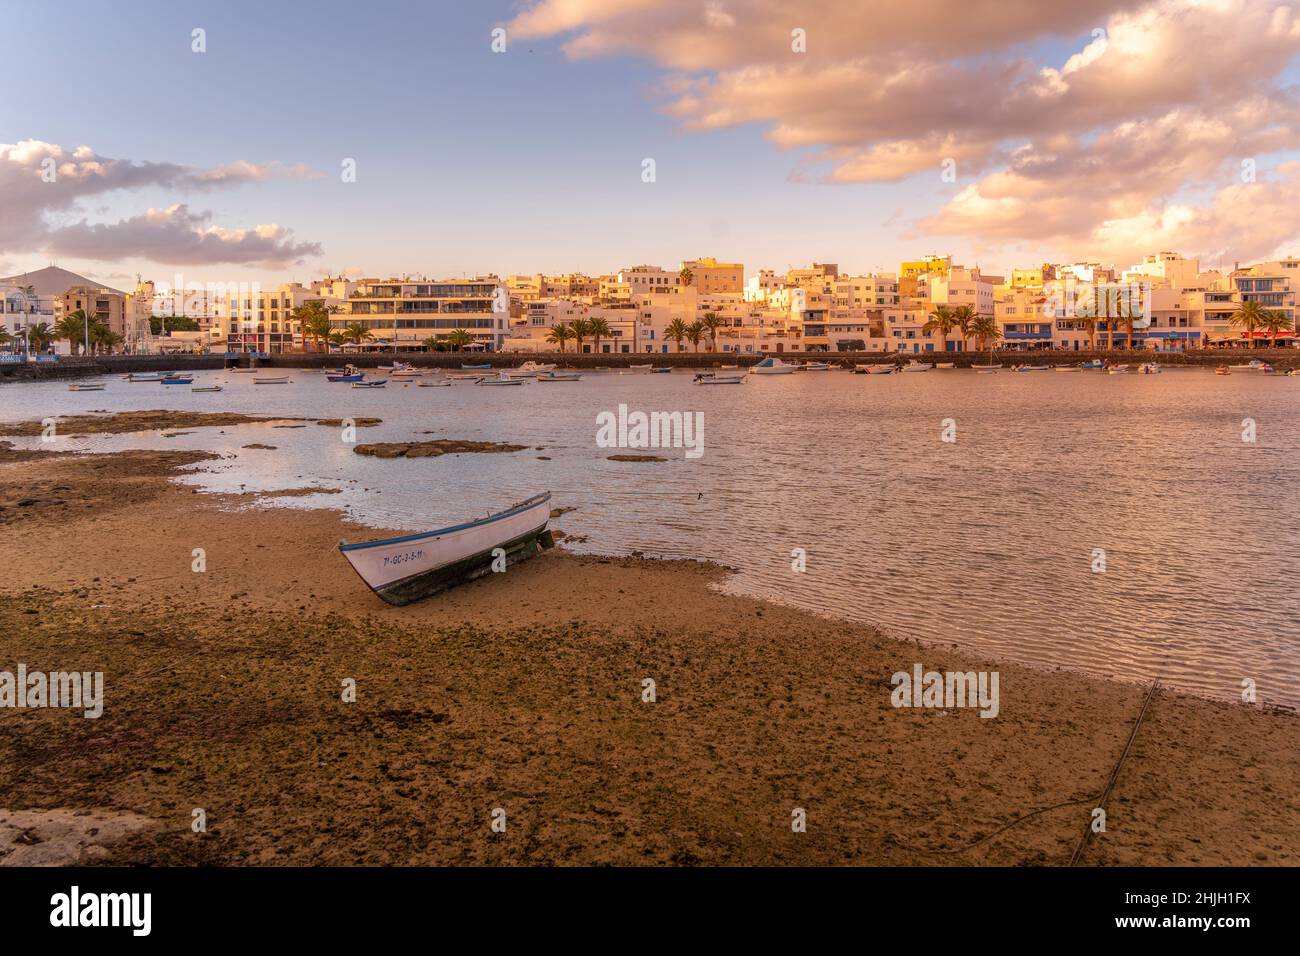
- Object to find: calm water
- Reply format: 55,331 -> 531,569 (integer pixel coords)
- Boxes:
4,366 -> 1299,704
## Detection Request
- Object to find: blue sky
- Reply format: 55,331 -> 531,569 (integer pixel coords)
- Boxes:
5,0 -> 1298,286
0,0 -> 958,285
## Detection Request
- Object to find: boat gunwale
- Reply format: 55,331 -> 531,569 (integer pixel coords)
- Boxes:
338,491 -> 552,552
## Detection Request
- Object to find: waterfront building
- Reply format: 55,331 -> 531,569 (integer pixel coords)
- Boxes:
681,257 -> 744,294
220,282 -> 339,354
337,277 -> 507,352
0,266 -> 110,346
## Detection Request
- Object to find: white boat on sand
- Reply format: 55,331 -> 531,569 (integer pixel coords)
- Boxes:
339,492 -> 554,606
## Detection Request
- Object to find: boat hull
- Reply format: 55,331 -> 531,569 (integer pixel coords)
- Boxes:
339,493 -> 552,606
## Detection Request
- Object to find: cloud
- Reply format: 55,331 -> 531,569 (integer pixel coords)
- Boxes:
0,140 -> 323,268
512,0 -> 1300,263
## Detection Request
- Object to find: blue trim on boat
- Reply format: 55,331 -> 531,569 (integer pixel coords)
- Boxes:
338,492 -> 551,552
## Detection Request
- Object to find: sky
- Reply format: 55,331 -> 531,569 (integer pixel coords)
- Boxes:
4,0 -> 1300,290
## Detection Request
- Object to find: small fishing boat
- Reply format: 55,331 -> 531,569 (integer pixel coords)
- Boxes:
391,368 -> 431,377
1107,363 -> 1130,372
192,385 -> 223,392
801,361 -> 832,371
749,357 -> 797,375
935,362 -> 955,369
1079,360 -> 1107,369
126,371 -> 175,382
229,368 -> 259,374
1012,364 -> 1049,372
650,367 -> 673,374
1229,359 -> 1266,370
68,383 -> 106,391
352,380 -> 387,388
1259,364 -> 1277,375
976,370 -> 998,375
1053,365 -> 1080,372
900,360 -> 933,372
625,364 -> 654,374
461,363 -> 491,370
696,374 -> 745,385
339,492 -> 554,605
537,371 -> 583,382
328,372 -> 365,383
972,363 -> 1002,370
254,376 -> 291,385
506,361 -> 556,378
378,361 -> 412,372
418,379 -> 452,387
478,374 -> 526,386
161,376 -> 195,385
1139,363 -> 1163,375
719,364 -> 739,370
853,363 -> 893,375
1215,366 -> 1231,376
448,373 -> 485,381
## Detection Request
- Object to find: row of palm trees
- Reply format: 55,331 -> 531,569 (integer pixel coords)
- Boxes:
546,312 -> 731,353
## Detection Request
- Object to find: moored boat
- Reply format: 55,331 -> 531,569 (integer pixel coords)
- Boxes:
339,492 -> 554,605
855,363 -> 895,375
478,374 -> 526,386
1215,366 -> 1231,375
68,383 -> 106,391
126,371 -> 175,382
418,379 -> 452,387
1139,363 -> 1163,374
900,360 -> 933,372
254,376 -> 291,384
327,372 -> 365,383
352,379 -> 387,388
935,362 -> 955,369
160,376 -> 194,385
506,361 -> 556,378
192,385 -> 223,392
461,363 -> 491,370
749,357 -> 797,375
1012,364 -> 1049,372
801,361 -> 831,371
696,374 -> 745,385
537,371 -> 583,381
625,364 -> 654,374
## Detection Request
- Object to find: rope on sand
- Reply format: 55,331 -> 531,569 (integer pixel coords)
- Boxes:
1069,678 -> 1160,866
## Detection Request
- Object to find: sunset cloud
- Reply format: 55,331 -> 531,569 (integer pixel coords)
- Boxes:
510,0 -> 1300,263
0,140 -> 323,268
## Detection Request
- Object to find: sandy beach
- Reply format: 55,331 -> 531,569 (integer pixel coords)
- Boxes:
0,414 -> 1297,866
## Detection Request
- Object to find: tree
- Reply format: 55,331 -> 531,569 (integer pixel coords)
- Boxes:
949,305 -> 976,351
55,312 -> 93,354
588,316 -> 612,353
0,329 -> 12,348
700,312 -> 724,352
664,318 -> 689,352
1117,304 -> 1142,350
569,317 -> 592,353
327,330 -> 348,348
446,328 -> 474,352
922,305 -> 957,352
342,322 -> 374,346
27,322 -> 53,351
679,266 -> 694,287
685,320 -> 706,352
1229,300 -> 1268,346
545,322 -> 573,353
1258,309 -> 1291,348
970,314 -> 1001,352
294,301 -> 333,351
91,324 -> 123,354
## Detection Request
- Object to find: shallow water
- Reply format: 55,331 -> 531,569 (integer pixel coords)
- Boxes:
4,365 -> 1298,705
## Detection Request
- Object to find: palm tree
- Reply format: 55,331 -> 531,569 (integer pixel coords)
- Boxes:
679,266 -> 693,287
545,322 -> 573,353
342,322 -> 374,346
327,330 -> 348,349
970,314 -> 1001,352
685,320 -> 706,352
421,336 -> 445,352
1099,285 -> 1120,350
569,317 -> 592,354
0,329 -> 12,349
26,322 -> 52,351
922,305 -> 957,353
700,312 -> 724,351
588,317 -> 612,354
92,325 -> 124,354
664,318 -> 689,352
446,328 -> 474,352
294,301 -> 333,351
1259,309 -> 1291,348
1117,304 -> 1142,350
1229,300 -> 1268,347
950,305 -> 976,351
55,312 -> 91,354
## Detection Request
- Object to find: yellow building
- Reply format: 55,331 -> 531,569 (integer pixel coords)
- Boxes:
681,257 -> 743,294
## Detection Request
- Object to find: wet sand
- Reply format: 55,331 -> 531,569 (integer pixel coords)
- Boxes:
0,431 -> 1296,865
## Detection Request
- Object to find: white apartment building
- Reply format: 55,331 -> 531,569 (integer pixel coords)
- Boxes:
338,277 -> 507,352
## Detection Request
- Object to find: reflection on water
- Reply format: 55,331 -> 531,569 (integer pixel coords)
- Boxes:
5,366 -> 1299,704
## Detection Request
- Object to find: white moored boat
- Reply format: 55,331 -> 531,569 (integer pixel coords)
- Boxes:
900,360 -> 933,372
749,357 -> 797,375
624,364 -> 654,374
854,363 -> 895,375
339,492 -> 554,605
506,361 -> 556,378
